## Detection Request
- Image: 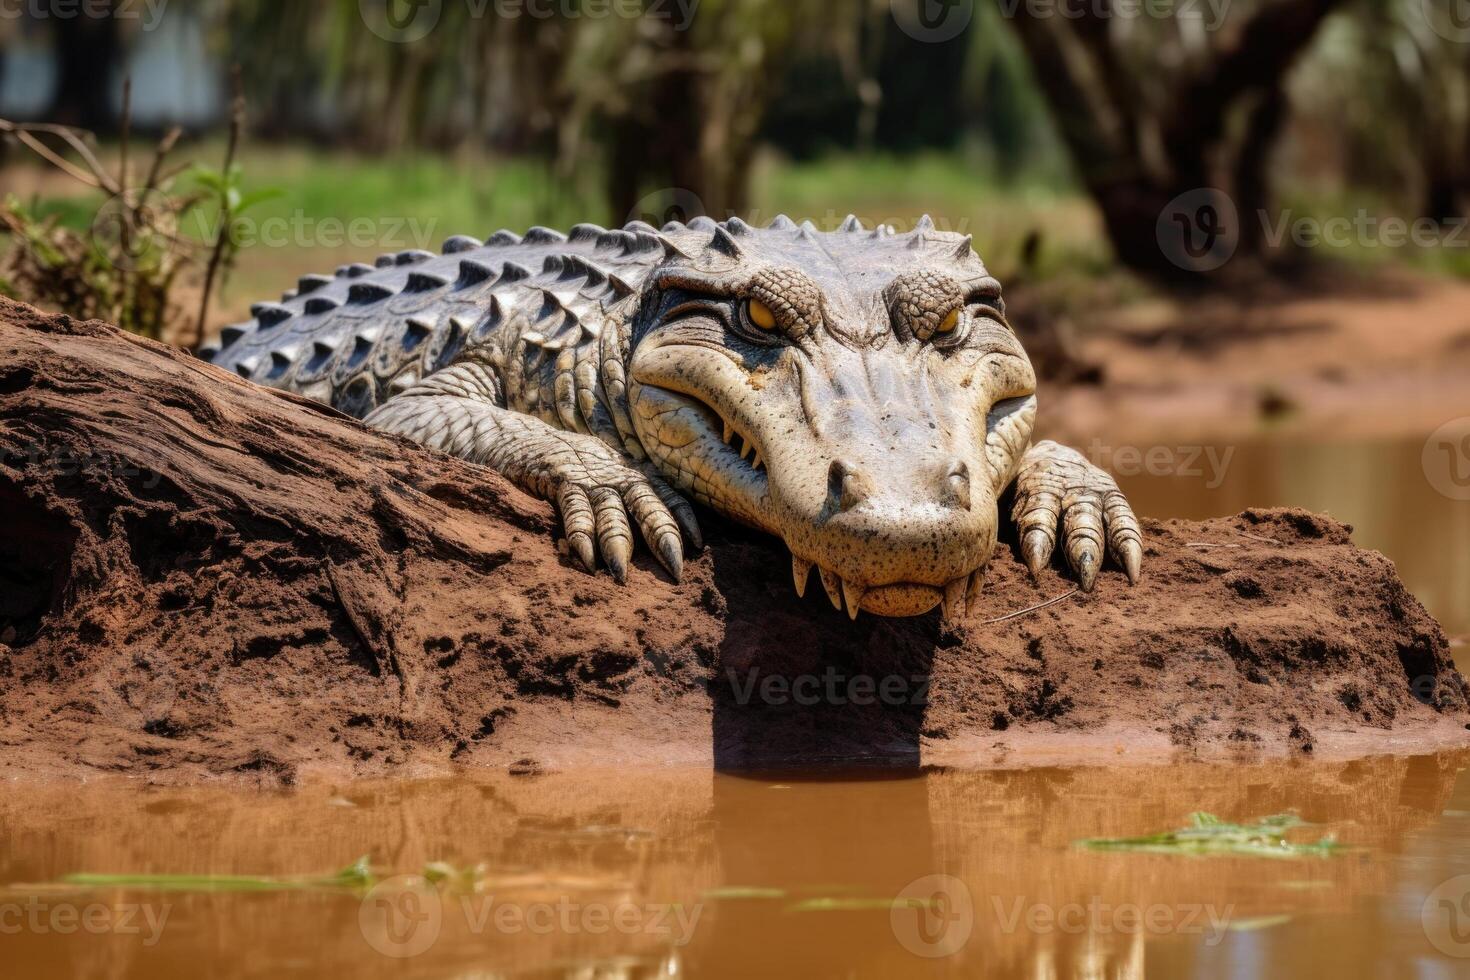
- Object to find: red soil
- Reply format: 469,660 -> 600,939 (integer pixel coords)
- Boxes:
0,298 -> 1465,785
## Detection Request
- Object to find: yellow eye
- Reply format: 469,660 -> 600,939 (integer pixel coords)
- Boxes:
747,299 -> 778,330
937,309 -> 961,334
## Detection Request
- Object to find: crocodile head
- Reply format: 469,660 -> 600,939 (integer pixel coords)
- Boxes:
626,216 -> 1038,618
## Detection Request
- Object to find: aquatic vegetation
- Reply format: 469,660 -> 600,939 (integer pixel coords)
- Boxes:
701,886 -> 788,900
786,897 -> 936,913
1226,915 -> 1295,932
56,856 -> 375,893
15,859 -> 630,897
1076,812 -> 1344,859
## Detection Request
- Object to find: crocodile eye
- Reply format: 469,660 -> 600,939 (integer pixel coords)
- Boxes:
937,309 -> 961,334
747,299 -> 778,331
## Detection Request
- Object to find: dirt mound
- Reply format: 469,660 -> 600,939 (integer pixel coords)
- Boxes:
0,298 -> 1465,785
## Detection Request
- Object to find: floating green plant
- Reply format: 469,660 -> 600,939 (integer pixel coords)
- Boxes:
57,856 -> 376,893
1077,813 -> 1343,859
701,886 -> 787,900
786,897 -> 936,913
1226,915 -> 1295,932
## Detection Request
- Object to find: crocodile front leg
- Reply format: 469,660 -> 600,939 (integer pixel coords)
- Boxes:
1008,441 -> 1143,592
365,362 -> 701,583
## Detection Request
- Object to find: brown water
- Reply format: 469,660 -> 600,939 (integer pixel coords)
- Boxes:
3,756 -> 1470,977
3,437 -> 1469,978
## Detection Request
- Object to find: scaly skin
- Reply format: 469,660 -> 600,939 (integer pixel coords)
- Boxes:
203,215 -> 1143,618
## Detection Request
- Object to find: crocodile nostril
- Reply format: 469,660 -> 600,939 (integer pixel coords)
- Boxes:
945,459 -> 972,510
829,458 -> 868,511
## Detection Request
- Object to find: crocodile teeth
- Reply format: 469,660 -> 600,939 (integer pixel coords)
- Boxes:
752,451 -> 764,471
841,579 -> 865,620
819,568 -> 843,612
942,576 -> 969,622
792,555 -> 812,598
722,422 -> 734,445
967,569 -> 984,617
741,441 -> 754,462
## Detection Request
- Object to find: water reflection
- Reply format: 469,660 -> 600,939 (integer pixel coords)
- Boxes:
1,751 -> 1467,977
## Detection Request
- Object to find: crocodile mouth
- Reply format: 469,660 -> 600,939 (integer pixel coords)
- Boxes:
632,383 -> 773,529
788,557 -> 979,620
634,382 -> 985,620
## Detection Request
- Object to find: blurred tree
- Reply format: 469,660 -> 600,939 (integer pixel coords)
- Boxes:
557,0 -> 868,224
44,2 -> 121,134
1001,0 -> 1348,278
1342,0 -> 1469,224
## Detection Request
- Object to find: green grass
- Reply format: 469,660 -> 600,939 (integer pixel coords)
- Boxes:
1077,812 -> 1344,859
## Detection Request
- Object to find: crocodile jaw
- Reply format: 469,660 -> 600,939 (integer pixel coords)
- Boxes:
629,339 -> 1001,617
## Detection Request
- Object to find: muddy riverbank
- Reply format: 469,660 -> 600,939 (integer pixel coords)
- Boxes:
0,299 -> 1466,785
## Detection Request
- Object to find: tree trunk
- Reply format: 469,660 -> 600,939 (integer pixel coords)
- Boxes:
43,6 -> 122,134
1002,0 -> 1348,280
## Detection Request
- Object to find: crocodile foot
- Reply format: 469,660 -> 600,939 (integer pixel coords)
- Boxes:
1010,440 -> 1143,592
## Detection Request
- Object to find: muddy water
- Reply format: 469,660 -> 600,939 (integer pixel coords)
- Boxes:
1,755 -> 1469,977
1112,438 -> 1470,650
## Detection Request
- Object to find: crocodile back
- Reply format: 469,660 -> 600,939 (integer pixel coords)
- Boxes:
200,225 -> 673,418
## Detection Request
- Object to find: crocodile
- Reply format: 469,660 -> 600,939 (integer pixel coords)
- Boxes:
201,215 -> 1143,619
